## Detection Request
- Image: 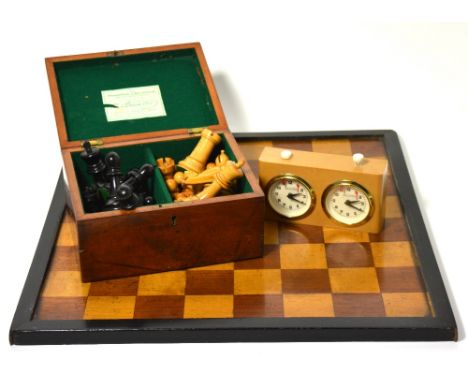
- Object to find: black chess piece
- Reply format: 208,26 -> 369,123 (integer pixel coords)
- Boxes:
116,164 -> 154,210
143,196 -> 154,206
80,141 -> 107,187
103,151 -> 123,211
83,184 -> 103,213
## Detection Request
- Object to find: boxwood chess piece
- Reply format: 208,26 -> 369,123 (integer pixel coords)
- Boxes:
178,128 -> 221,174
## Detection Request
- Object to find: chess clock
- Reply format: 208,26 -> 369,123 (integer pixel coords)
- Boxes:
259,147 -> 388,233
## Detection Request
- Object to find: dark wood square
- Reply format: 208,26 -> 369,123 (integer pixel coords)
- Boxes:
350,139 -> 386,157
35,297 -> 87,320
385,177 -> 397,196
134,296 -> 185,319
281,269 -> 331,293
49,246 -> 81,271
89,277 -> 139,296
185,270 -> 234,295
326,243 -> 374,268
247,160 -> 259,178
369,218 -> 410,242
377,267 -> 426,292
234,295 -> 283,318
272,140 -> 313,151
333,294 -> 386,317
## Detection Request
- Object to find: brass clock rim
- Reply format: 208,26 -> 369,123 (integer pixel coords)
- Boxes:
266,173 -> 316,220
321,180 -> 375,227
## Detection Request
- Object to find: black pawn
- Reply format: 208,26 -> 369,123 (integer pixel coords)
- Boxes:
80,141 -> 107,187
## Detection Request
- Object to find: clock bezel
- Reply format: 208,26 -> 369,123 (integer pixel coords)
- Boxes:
321,180 -> 375,227
266,173 -> 316,219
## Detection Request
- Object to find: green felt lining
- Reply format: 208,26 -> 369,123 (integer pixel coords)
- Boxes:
55,48 -> 218,142
71,134 -> 252,213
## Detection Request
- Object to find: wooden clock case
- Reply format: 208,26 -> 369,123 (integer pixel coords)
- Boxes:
259,147 -> 387,233
46,42 -> 264,282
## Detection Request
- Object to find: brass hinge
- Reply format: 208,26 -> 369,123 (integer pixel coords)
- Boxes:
188,127 -> 204,135
80,139 -> 104,147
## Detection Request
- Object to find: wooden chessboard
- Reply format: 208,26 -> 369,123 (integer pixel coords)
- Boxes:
10,131 -> 456,344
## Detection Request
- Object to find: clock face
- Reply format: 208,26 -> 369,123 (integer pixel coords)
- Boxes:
266,175 -> 315,218
322,181 -> 373,226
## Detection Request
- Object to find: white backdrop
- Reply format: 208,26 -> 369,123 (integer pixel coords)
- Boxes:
2,1 -> 467,381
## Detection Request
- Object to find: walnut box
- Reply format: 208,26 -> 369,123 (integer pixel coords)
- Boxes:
46,43 -> 264,282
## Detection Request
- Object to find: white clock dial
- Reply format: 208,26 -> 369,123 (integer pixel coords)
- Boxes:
267,175 -> 315,218
323,181 -> 373,226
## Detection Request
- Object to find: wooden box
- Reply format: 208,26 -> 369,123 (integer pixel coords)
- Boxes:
45,43 -> 264,282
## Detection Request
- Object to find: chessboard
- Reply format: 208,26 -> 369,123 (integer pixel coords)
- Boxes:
10,131 -> 457,344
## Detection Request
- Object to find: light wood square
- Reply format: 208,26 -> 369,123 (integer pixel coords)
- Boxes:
323,227 -> 370,243
283,293 -> 334,317
239,140 -> 273,160
234,270 -> 282,295
138,271 -> 186,296
84,296 -> 136,319
56,222 -> 78,246
329,268 -> 380,293
184,295 -> 233,318
264,220 -> 279,244
280,244 -> 327,269
191,262 -> 234,271
384,196 -> 403,218
42,271 -> 90,297
383,293 -> 431,317
312,139 -> 352,155
371,241 -> 415,267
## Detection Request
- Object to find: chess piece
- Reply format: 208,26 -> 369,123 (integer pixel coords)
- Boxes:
102,152 -> 123,211
178,128 -> 221,174
116,164 -> 155,210
174,186 -> 194,201
176,161 -> 244,201
143,196 -> 154,205
105,152 -> 123,194
166,178 -> 178,193
173,171 -> 186,185
83,184 -> 103,212
80,141 -> 107,187
215,150 -> 229,167
156,157 -> 175,179
115,184 -> 140,210
184,160 -> 245,185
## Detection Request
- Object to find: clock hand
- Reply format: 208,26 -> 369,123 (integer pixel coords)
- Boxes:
344,200 -> 364,212
287,193 -> 306,205
347,199 -> 361,204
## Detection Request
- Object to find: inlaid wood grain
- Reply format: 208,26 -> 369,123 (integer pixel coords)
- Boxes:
34,137 -> 432,320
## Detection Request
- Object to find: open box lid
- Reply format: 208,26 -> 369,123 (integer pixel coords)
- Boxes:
46,43 -> 228,149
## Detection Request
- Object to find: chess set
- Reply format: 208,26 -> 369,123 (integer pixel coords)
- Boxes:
9,43 -> 456,344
